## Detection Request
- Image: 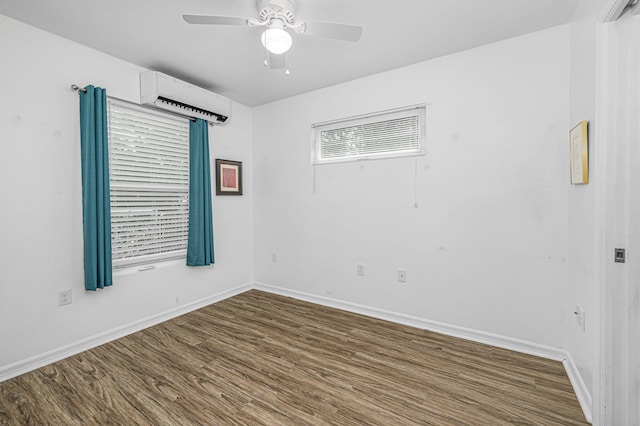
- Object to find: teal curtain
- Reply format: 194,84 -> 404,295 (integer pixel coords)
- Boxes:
79,85 -> 113,290
187,119 -> 215,266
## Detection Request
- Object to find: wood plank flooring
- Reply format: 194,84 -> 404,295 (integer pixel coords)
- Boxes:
0,290 -> 588,425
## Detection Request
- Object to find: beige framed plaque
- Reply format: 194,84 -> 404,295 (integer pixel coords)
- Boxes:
570,120 -> 589,185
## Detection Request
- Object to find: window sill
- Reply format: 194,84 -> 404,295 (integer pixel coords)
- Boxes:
113,258 -> 185,277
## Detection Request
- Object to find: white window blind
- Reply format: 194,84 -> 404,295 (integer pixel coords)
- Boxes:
312,104 -> 426,164
107,99 -> 190,269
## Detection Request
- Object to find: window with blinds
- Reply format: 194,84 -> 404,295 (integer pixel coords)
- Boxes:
107,100 -> 190,269
312,104 -> 426,164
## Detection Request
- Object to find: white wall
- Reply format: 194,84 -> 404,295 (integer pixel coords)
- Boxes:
0,15 -> 253,377
253,26 -> 570,349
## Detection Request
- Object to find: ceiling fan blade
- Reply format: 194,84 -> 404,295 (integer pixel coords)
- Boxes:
182,15 -> 248,26
301,21 -> 363,42
268,52 -> 286,69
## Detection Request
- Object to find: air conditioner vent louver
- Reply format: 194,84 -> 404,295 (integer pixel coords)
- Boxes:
156,96 -> 228,123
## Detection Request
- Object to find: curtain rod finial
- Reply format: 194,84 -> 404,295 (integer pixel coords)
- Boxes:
71,84 -> 87,93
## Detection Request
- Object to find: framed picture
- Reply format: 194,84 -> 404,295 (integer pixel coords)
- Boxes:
569,120 -> 589,185
215,159 -> 243,195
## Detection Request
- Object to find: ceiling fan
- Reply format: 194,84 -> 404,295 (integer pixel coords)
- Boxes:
183,0 -> 363,72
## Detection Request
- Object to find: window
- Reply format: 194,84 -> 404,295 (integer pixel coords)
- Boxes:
107,100 -> 190,269
312,104 -> 426,164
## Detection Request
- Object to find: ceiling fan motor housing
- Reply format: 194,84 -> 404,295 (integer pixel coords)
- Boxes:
258,0 -> 296,24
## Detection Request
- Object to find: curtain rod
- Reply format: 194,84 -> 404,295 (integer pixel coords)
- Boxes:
70,84 -> 216,126
71,84 -> 129,104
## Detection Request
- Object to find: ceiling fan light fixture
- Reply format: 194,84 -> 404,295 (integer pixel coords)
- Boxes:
261,27 -> 292,54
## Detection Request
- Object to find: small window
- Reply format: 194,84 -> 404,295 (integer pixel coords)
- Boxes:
312,104 -> 426,164
107,100 -> 190,269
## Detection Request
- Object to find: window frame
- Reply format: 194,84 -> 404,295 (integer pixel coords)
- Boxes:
311,104 -> 427,165
107,99 -> 190,270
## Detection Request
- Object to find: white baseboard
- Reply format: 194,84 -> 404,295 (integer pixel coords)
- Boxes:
0,282 -> 251,382
253,282 -> 566,361
563,352 -> 593,424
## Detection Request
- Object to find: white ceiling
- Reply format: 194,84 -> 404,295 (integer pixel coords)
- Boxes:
0,0 -> 579,106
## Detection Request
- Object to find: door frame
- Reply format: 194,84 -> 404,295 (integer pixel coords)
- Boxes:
594,1 -> 640,423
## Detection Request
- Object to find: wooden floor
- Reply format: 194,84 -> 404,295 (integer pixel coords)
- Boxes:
0,290 -> 587,425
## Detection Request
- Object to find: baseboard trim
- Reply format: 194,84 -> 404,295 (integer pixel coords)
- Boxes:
0,282 -> 252,382
563,351 -> 593,424
253,282 -> 566,361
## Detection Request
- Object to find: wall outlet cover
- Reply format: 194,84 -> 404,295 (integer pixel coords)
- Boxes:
58,289 -> 72,306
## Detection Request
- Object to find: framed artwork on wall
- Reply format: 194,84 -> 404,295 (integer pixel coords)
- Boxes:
215,159 -> 243,195
569,120 -> 589,185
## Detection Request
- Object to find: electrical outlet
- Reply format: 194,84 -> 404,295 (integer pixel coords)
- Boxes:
398,269 -> 407,283
357,263 -> 365,276
58,289 -> 72,306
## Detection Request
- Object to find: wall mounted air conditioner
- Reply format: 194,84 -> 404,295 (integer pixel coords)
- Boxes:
140,71 -> 231,124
